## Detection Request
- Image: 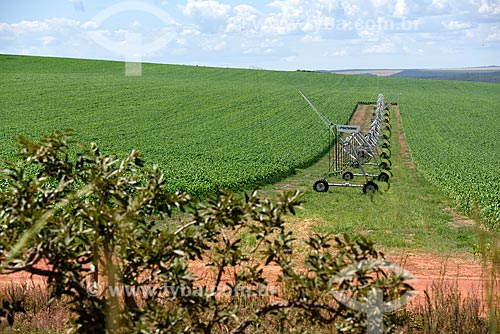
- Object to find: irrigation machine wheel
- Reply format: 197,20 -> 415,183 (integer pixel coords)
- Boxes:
313,179 -> 329,193
363,181 -> 379,194
342,171 -> 354,181
380,151 -> 391,159
379,159 -> 392,170
378,172 -> 390,182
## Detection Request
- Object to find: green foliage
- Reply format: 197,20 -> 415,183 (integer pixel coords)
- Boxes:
397,80 -> 500,229
0,131 -> 413,333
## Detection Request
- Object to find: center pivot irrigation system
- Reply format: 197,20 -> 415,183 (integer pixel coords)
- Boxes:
298,90 -> 393,194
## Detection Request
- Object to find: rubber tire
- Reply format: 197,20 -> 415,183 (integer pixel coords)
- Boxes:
313,179 -> 329,193
363,181 -> 379,194
379,161 -> 391,170
380,159 -> 392,169
378,172 -> 390,182
380,152 -> 391,159
342,171 -> 354,181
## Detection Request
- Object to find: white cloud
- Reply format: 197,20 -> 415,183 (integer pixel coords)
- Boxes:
200,35 -> 227,50
0,18 -> 81,34
362,42 -> 394,54
341,1 -> 360,17
261,14 -> 298,35
465,29 -> 475,38
0,20 -> 50,33
130,20 -> 142,29
40,35 -> 56,46
403,45 -> 423,55
179,0 -> 231,33
283,55 -> 297,62
476,0 -> 500,15
268,0 -> 302,11
394,0 -> 407,18
302,34 -> 321,42
487,26 -> 500,41
181,27 -> 201,36
225,4 -> 260,33
243,47 -> 273,54
242,37 -> 283,48
302,21 -> 316,32
260,1 -> 356,35
176,37 -> 188,46
431,0 -> 448,9
180,0 -> 231,19
262,1 -> 305,35
442,20 -> 473,30
81,20 -> 99,29
333,48 -> 348,56
371,0 -> 391,8
240,37 -> 282,55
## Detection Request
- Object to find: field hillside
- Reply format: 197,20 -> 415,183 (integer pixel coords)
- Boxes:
1,54 -> 499,226
0,55 -> 363,196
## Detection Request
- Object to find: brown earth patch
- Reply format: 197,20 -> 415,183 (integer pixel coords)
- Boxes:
0,262 -> 49,289
393,105 -> 415,169
0,252 -> 489,307
388,253 -> 490,309
349,103 -> 373,133
444,207 -> 477,228
333,70 -> 403,76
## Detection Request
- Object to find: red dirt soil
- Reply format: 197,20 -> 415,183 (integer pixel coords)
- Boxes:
0,253 -> 489,309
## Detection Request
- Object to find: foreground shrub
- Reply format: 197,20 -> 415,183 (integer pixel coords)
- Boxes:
0,130 -> 412,333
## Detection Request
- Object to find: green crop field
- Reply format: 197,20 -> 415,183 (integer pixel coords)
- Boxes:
1,54 -> 499,228
0,55 -> 369,196
396,79 -> 500,228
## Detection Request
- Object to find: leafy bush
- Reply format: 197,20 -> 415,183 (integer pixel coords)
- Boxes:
0,130 -> 412,333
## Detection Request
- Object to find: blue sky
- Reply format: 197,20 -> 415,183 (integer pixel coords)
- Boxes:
1,0 -> 499,70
